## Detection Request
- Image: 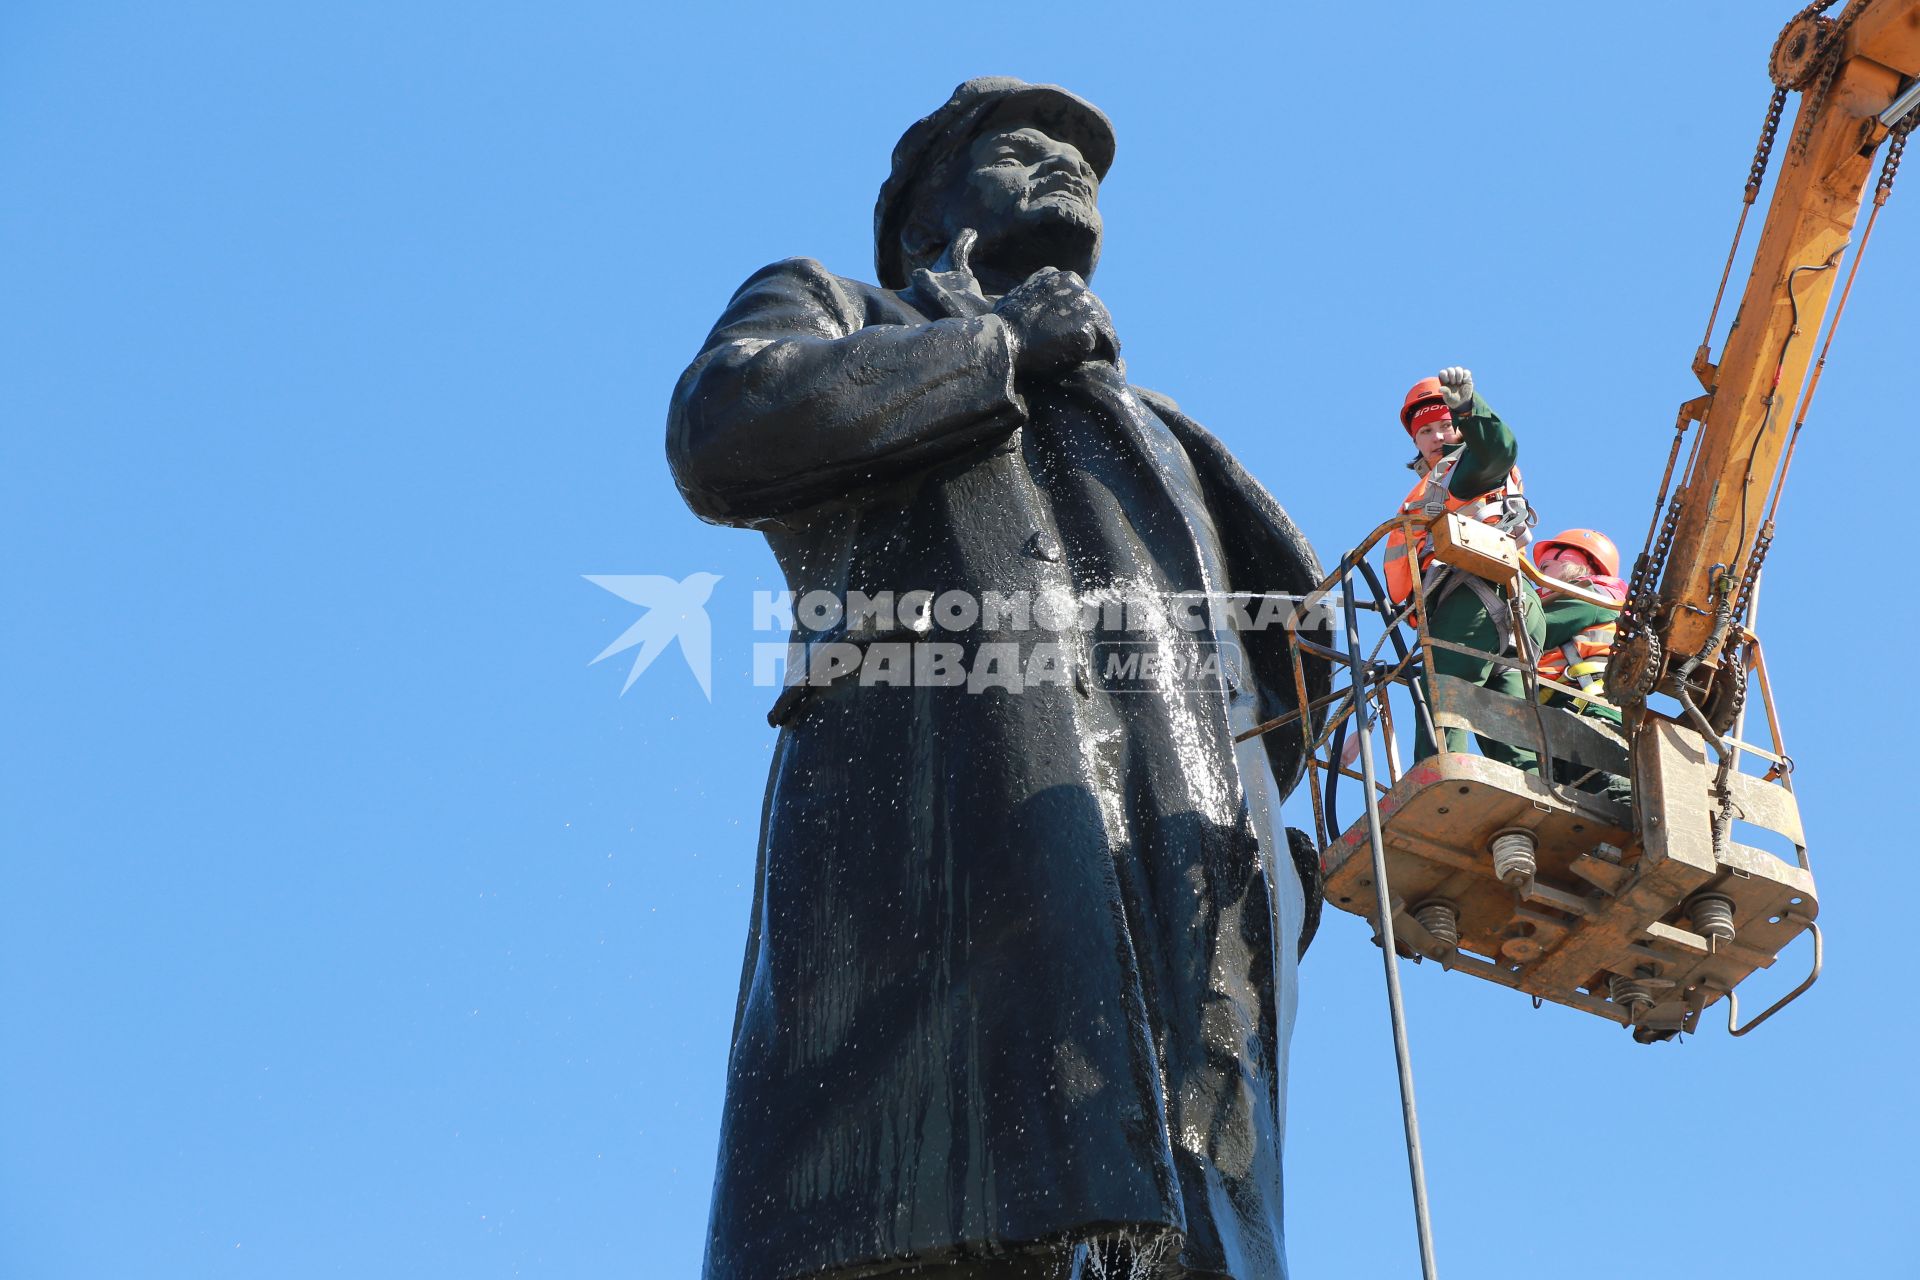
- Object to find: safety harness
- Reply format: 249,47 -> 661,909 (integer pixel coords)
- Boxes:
1394,448 -> 1535,652
1538,618 -> 1617,712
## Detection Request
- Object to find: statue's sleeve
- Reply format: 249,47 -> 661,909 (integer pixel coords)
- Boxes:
1145,391 -> 1331,801
667,257 -> 1028,525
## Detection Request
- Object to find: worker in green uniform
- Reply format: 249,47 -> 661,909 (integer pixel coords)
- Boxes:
1381,367 -> 1545,772
1533,529 -> 1633,805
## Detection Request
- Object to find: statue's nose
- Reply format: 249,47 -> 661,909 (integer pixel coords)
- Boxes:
1034,160 -> 1091,196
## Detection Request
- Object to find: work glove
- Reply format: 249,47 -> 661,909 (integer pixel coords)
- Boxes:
1437,366 -> 1474,412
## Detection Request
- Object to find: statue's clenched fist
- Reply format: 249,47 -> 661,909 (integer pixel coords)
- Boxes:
993,267 -> 1120,376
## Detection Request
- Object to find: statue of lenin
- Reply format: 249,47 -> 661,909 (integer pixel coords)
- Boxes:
668,77 -> 1330,1280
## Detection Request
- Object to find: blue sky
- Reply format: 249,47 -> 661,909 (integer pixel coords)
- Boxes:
3,2 -> 1915,1276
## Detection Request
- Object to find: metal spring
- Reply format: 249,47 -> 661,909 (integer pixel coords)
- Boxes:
1690,894 -> 1737,944
1489,830 -> 1537,889
1412,899 -> 1460,952
1609,973 -> 1656,1018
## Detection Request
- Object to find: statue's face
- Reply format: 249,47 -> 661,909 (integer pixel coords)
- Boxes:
933,126 -> 1103,282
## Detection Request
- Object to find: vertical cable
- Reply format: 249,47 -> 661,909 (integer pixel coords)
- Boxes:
1342,588 -> 1440,1280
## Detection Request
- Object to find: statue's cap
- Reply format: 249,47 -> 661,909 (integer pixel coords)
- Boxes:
874,77 -> 1115,289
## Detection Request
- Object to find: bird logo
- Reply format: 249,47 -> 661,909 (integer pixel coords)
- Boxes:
585,572 -> 722,698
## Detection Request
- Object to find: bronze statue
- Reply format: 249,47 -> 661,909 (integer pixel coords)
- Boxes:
668,77 -> 1328,1280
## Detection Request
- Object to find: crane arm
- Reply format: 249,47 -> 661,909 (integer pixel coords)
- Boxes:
1656,0 -> 1920,664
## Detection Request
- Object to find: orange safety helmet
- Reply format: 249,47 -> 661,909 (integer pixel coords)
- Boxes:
1400,377 -> 1447,432
1533,528 -> 1621,579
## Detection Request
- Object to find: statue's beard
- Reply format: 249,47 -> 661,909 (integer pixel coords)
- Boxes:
975,199 -> 1102,285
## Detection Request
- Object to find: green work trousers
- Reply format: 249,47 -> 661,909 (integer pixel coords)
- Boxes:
1545,693 -> 1634,806
1413,576 -> 1545,773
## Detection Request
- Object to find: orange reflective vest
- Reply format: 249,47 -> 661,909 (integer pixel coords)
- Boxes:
1383,451 -> 1528,604
1538,616 -> 1616,705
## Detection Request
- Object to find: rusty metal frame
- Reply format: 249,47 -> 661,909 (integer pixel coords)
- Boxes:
1727,918 -> 1823,1036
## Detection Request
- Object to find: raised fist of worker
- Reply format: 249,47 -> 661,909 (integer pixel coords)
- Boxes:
994,268 -> 1120,377
1437,366 -> 1475,411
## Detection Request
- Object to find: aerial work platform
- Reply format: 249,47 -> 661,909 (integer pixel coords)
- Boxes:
1320,710 -> 1817,1039
1249,514 -> 1820,1042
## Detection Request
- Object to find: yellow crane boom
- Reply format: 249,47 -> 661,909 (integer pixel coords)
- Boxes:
1645,0 -> 1920,684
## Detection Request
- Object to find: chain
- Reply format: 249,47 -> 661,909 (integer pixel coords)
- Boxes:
1619,493 -> 1685,642
1667,74 -> 1801,624
1747,87 -> 1790,201
1770,0 -> 1841,91
1791,1 -> 1868,156
1788,0 -> 1841,29
1649,496 -> 1683,590
1796,54 -> 1841,154
1697,85 -> 1795,360
1876,116 -> 1912,204
1732,521 -> 1774,630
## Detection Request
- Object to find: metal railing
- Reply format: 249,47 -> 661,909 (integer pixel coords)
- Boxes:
1240,514 -> 1656,849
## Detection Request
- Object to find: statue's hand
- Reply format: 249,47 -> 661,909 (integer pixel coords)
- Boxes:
993,268 -> 1120,376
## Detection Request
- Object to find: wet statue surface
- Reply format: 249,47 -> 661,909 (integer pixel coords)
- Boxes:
668,79 -> 1330,1280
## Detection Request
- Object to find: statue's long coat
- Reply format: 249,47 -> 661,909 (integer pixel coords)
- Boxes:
668,256 -> 1328,1280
